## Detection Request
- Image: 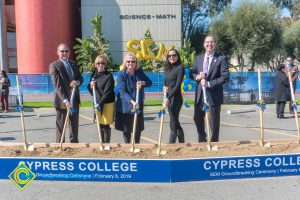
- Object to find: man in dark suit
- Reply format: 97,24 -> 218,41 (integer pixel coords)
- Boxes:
49,43 -> 83,143
285,57 -> 299,114
190,35 -> 229,142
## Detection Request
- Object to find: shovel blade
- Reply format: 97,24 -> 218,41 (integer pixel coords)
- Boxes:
260,141 -> 271,148
130,148 -> 140,153
157,149 -> 166,155
207,144 -> 218,151
212,145 -> 218,151
263,142 -> 271,148
26,144 -> 35,151
104,146 -> 111,151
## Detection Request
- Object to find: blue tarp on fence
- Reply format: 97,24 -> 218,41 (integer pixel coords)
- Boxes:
6,72 -> 298,103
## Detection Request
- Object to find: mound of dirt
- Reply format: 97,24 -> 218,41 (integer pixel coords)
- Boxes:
3,142 -> 300,159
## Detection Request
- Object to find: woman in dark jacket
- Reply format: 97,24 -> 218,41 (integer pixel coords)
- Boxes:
163,49 -> 185,143
274,63 -> 290,119
0,70 -> 10,113
87,55 -> 115,143
115,53 -> 152,143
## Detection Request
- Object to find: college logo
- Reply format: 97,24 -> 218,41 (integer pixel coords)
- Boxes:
8,161 -> 36,191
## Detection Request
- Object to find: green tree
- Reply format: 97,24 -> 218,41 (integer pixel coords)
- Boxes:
74,13 -> 115,72
210,1 -> 282,71
178,39 -> 196,69
283,20 -> 300,60
181,0 -> 231,41
138,29 -> 166,72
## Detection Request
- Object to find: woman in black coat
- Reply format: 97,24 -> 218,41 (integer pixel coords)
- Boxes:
274,63 -> 290,119
163,49 -> 185,143
87,55 -> 115,143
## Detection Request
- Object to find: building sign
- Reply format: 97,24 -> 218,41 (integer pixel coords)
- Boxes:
120,14 -> 176,20
1,154 -> 300,183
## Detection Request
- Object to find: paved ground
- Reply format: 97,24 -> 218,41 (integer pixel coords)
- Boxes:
1,176 -> 300,200
0,97 -> 298,144
1,93 -> 300,199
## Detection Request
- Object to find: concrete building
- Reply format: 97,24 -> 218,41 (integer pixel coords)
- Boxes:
0,0 -> 181,73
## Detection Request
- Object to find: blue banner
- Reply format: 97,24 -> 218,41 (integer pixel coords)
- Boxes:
2,153 -> 300,182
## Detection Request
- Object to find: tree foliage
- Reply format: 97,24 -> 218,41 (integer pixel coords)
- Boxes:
74,13 -> 115,72
209,1 -> 282,71
181,0 -> 231,41
137,29 -> 166,72
178,39 -> 196,69
283,20 -> 300,60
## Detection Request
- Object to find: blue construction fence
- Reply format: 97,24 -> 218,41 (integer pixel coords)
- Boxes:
6,72 -> 299,103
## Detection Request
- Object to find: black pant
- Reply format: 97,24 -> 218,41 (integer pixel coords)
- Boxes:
168,95 -> 184,143
55,108 -> 79,143
276,101 -> 286,117
1,92 -> 9,111
100,124 -> 111,143
123,131 -> 141,144
194,102 -> 221,142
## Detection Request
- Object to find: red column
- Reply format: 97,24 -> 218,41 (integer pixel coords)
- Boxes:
15,0 -> 80,73
1,0 -> 8,72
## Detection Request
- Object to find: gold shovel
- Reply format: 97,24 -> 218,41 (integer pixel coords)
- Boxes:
257,68 -> 270,148
202,86 -> 217,151
16,76 -> 34,151
288,71 -> 300,144
59,108 -> 70,151
92,83 -> 110,151
59,87 -> 76,151
157,92 -> 167,155
130,88 -> 141,153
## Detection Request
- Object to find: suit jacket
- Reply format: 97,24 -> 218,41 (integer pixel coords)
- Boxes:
190,53 -> 229,105
274,70 -> 290,102
49,59 -> 83,109
116,69 -> 152,114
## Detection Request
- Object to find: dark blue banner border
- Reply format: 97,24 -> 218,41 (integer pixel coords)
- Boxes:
2,153 -> 300,182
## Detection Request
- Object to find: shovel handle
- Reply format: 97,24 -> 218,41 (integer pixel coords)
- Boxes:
95,106 -> 104,150
157,114 -> 165,155
131,113 -> 138,151
288,72 -> 300,143
20,110 -> 28,151
60,109 -> 70,150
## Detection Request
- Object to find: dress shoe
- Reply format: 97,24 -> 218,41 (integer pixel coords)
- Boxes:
277,114 -> 280,118
279,114 -> 284,119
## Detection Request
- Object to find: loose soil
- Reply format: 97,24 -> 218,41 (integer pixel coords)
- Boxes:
2,142 -> 300,159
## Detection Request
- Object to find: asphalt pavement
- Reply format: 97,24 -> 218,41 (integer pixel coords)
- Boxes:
1,93 -> 300,200
1,93 -> 299,144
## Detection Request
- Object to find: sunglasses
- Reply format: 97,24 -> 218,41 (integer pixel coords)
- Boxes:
96,62 -> 106,65
167,54 -> 178,58
287,60 -> 292,61
60,50 -> 69,53
126,61 -> 136,64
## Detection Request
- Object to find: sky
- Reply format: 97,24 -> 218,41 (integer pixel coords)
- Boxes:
231,0 -> 291,17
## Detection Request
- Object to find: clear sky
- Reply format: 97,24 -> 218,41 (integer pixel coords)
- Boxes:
231,0 -> 291,17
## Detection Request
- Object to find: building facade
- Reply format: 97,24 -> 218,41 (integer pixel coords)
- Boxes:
1,0 -> 181,73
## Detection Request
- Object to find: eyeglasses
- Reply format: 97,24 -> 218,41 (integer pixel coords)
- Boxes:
96,62 -> 106,65
126,61 -> 136,64
167,54 -> 178,58
60,50 -> 69,53
287,60 -> 292,61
